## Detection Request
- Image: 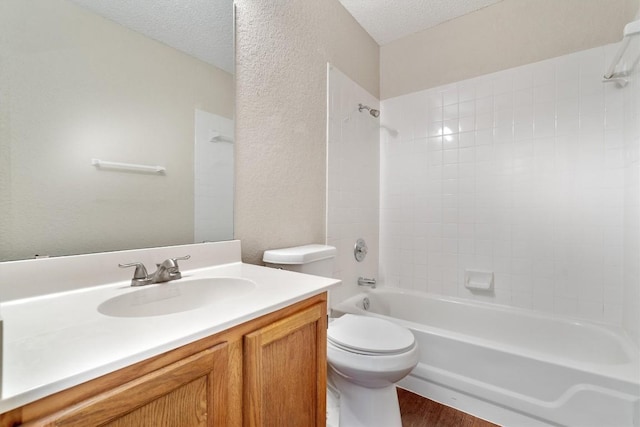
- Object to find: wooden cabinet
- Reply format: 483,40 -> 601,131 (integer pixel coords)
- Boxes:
244,303 -> 326,427
1,293 -> 327,427
27,343 -> 229,427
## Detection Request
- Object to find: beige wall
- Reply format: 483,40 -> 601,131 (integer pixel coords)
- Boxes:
381,0 -> 640,99
0,0 -> 233,261
234,0 -> 379,264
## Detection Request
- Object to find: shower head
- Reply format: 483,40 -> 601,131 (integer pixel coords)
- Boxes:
358,103 -> 380,118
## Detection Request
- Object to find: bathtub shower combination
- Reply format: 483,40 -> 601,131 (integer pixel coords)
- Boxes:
333,288 -> 640,427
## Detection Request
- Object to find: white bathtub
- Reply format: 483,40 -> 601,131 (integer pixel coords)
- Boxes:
332,288 -> 640,427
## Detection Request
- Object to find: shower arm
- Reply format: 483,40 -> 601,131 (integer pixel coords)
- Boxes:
358,103 -> 380,118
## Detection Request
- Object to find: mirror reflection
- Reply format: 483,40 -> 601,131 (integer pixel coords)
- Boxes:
0,0 -> 234,262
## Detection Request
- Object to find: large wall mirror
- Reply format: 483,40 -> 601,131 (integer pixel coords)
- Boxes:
0,0 -> 234,261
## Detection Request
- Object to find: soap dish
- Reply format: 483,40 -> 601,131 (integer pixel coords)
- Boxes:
464,269 -> 494,291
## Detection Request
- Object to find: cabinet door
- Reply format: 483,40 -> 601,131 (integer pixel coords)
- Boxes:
244,303 -> 327,427
28,343 -> 229,427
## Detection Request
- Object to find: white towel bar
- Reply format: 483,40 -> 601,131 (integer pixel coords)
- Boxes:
91,159 -> 166,174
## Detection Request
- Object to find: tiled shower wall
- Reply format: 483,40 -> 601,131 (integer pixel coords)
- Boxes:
327,65 -> 380,306
380,42 -> 640,332
623,35 -> 640,345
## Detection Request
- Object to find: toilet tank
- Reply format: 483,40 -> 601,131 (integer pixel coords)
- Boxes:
263,244 -> 336,278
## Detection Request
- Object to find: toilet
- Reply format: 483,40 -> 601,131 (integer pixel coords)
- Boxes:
263,244 -> 419,427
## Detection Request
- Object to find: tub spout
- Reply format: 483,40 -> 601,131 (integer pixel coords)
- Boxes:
357,277 -> 376,288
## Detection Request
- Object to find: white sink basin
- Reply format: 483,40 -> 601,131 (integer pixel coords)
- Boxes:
98,277 -> 257,317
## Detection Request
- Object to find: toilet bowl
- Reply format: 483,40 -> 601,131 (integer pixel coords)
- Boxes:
327,314 -> 419,427
262,245 -> 418,426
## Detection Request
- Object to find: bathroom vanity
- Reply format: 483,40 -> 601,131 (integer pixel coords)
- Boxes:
0,241 -> 338,426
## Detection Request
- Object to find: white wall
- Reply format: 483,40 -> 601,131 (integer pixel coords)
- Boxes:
380,42 -> 638,331
327,65 -> 379,307
622,27 -> 640,345
234,0 -> 379,265
0,0 -> 233,260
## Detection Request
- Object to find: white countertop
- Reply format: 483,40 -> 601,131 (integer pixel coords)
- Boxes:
0,242 -> 339,413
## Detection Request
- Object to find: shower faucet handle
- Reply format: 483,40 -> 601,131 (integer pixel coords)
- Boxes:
354,238 -> 368,262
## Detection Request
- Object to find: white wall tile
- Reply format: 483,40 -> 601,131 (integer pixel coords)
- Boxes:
379,41 -> 639,333
622,29 -> 640,345
328,65 -> 379,307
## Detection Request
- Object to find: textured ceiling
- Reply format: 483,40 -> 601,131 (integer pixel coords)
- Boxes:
69,0 -> 234,74
69,0 -> 504,73
339,0 -> 504,45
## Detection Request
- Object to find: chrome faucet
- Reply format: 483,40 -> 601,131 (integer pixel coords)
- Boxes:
357,277 -> 376,288
119,255 -> 190,286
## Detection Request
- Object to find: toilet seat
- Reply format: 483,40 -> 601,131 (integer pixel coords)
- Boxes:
328,314 -> 415,355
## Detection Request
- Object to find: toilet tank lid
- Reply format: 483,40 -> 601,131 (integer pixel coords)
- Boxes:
263,244 -> 336,264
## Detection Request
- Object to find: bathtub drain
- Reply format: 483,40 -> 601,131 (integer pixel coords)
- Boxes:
362,297 -> 370,311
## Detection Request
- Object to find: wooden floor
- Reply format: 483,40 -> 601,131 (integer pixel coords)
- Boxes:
398,388 -> 499,427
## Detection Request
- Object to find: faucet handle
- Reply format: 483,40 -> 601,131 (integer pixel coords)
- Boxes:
118,262 -> 148,279
157,255 -> 191,269
172,255 -> 191,264
155,256 -> 191,282
119,262 -> 152,286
